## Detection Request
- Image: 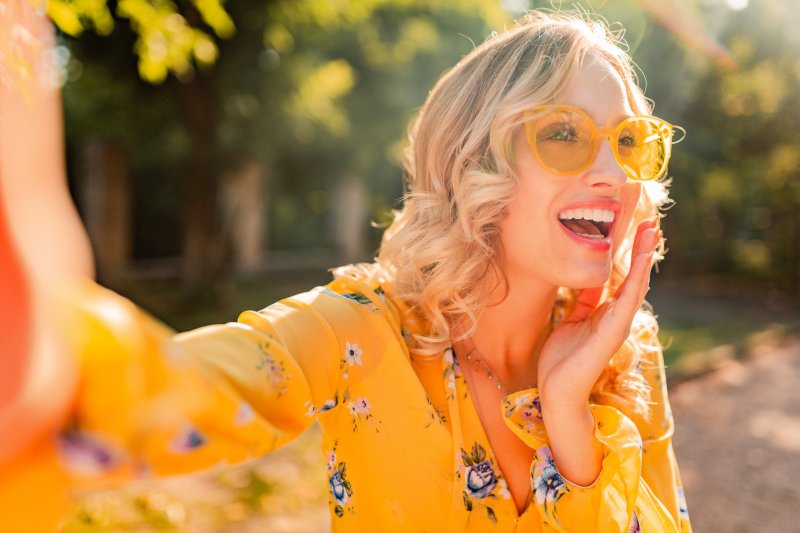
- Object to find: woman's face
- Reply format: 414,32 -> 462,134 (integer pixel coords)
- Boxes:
501,53 -> 642,291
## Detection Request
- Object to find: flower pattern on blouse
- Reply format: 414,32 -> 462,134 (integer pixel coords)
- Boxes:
341,341 -> 363,379
256,339 -> 291,396
459,442 -> 501,524
37,277 -> 693,532
326,441 -> 355,518
341,292 -> 381,313
321,288 -> 379,310
496,478 -> 511,499
305,392 -> 340,417
502,391 -> 548,442
504,392 -> 542,426
531,446 -> 569,516
344,393 -> 380,433
442,348 -> 467,401
170,422 -> 207,453
678,486 -> 690,519
58,430 -> 123,476
443,348 -> 457,400
234,401 -> 255,425
424,394 -> 447,428
630,510 -> 641,532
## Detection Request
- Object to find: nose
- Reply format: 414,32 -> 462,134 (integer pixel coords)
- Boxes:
585,137 -> 626,190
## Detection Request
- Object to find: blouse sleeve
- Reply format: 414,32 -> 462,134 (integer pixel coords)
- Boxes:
58,279 -> 341,480
502,324 -> 692,532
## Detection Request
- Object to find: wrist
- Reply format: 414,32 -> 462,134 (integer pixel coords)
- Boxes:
541,404 -> 604,487
539,387 -> 590,414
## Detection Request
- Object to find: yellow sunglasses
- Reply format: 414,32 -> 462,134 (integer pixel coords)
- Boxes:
523,104 -> 685,182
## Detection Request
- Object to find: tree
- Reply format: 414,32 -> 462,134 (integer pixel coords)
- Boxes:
58,0 -> 509,293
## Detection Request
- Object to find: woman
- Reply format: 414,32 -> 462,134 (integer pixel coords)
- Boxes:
4,9 -> 691,532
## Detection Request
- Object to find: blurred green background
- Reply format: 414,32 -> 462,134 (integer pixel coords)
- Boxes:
54,0 -> 800,373
48,0 -> 799,530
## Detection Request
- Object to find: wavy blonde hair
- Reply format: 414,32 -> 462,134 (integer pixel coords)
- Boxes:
335,10 -> 671,417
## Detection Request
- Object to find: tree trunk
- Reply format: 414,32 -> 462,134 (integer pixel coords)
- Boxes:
333,177 -> 369,264
79,140 -> 131,281
221,159 -> 267,273
178,77 -> 223,289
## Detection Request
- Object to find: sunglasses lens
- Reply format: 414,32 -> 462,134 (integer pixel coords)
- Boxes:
527,107 -> 674,180
532,109 -> 595,174
617,118 -> 669,181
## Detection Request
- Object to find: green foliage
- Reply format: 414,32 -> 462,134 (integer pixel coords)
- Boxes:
47,0 -> 115,37
664,0 -> 800,290
62,0 -> 508,261
60,0 -> 800,294
48,0 -> 234,83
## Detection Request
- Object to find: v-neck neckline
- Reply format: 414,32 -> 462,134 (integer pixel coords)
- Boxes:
443,348 -> 538,523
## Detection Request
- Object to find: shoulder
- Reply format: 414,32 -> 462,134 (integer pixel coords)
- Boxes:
324,262 -> 405,330
241,265 -> 405,349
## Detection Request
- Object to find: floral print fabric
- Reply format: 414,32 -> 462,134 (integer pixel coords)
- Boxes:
7,276 -> 693,532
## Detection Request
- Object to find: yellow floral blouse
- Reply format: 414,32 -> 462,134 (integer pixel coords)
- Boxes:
8,276 -> 692,532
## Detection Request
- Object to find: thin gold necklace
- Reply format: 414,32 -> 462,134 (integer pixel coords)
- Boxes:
461,344 -> 536,396
458,314 -> 552,395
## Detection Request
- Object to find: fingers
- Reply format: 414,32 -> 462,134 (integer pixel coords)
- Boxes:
612,219 -> 660,320
568,219 -> 659,325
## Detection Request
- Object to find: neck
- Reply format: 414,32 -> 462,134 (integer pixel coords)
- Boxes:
459,272 -> 558,392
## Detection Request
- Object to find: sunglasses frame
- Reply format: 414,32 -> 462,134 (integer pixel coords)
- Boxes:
522,104 -> 685,182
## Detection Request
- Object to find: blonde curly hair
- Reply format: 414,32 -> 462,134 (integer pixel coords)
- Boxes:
335,10 -> 671,418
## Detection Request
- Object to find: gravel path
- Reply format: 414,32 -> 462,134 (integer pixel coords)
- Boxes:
670,339 -> 800,533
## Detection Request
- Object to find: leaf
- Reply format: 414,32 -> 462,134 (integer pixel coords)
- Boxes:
343,480 -> 353,496
338,462 -> 346,476
462,491 -> 473,512
472,443 -> 486,463
460,448 -> 473,467
487,507 -> 497,524
334,504 -> 344,517
46,3 -> 86,37
191,0 -> 236,39
344,292 -> 372,305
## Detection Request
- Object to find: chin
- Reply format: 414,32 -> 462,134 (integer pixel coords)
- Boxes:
558,265 -> 612,289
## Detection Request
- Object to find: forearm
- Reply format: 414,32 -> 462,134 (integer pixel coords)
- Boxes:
541,399 -> 604,486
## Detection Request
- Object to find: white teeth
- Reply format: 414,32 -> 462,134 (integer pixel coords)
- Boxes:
576,233 -> 604,239
558,208 -> 615,223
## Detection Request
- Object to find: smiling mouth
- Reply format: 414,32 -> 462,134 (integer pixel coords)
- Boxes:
557,208 -> 615,239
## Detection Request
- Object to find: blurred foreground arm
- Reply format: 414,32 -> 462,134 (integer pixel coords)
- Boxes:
0,1 -> 92,529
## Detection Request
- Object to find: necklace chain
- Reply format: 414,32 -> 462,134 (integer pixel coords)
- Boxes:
458,313 -> 553,396
462,346 -> 536,396
464,348 -> 509,395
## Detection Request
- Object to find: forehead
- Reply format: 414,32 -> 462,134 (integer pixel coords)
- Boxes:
558,53 -> 635,125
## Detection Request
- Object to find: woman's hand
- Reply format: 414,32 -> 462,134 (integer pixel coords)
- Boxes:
534,218 -> 660,485
537,218 -> 660,411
